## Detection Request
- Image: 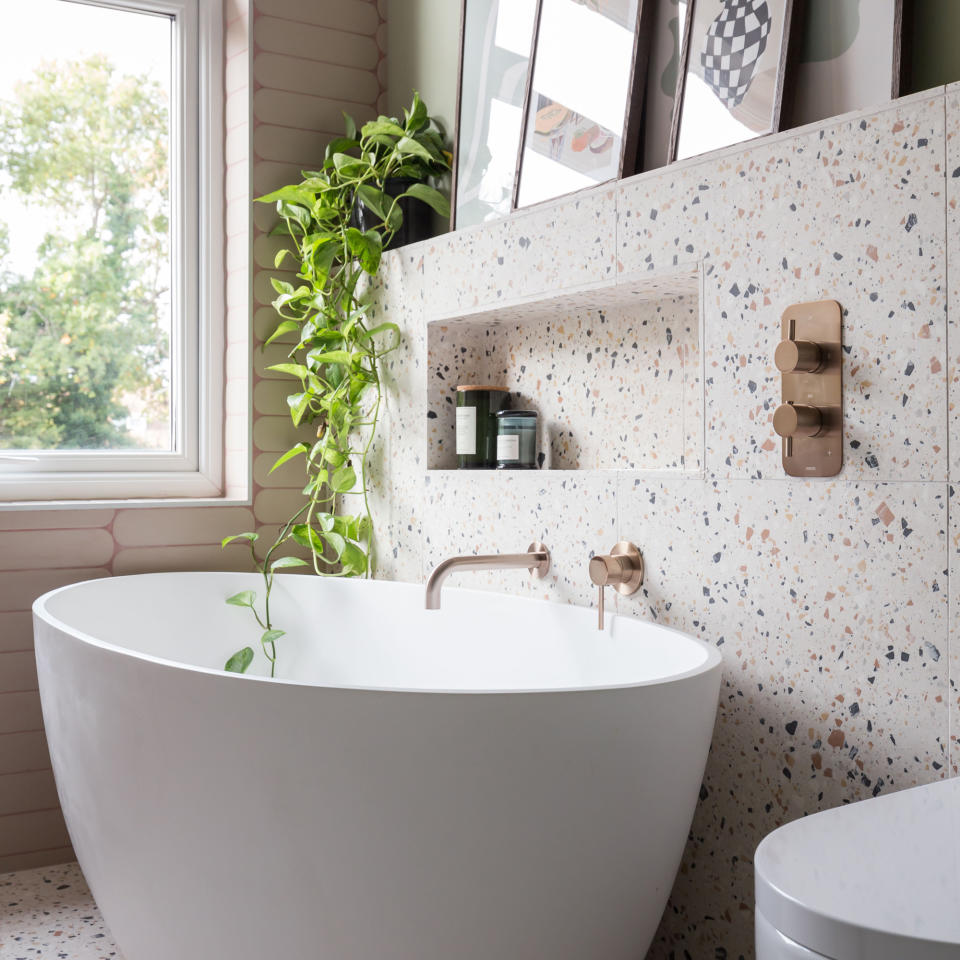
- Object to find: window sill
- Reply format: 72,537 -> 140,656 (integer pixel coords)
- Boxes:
0,494 -> 252,511
0,469 -> 243,508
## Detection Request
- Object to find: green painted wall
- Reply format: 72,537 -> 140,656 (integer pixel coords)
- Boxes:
387,0 -> 461,139
907,0 -> 960,92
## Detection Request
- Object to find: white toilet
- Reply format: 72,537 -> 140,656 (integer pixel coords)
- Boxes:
754,777 -> 960,959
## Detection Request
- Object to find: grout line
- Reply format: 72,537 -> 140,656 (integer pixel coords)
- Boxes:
252,11 -> 379,41
251,119 -> 344,137
254,48 -> 380,73
252,81 -> 375,112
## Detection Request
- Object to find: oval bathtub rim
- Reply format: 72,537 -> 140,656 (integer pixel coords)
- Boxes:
32,571 -> 723,697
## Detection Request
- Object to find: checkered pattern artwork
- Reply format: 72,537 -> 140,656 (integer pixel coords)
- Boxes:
700,0 -> 772,108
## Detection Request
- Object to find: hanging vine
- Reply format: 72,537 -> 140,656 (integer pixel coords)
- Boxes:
222,93 -> 450,676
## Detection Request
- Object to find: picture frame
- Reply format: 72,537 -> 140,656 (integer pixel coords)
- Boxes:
451,0 -> 653,225
513,0 -> 653,209
669,0 -> 797,163
641,0 -> 691,172
451,0 -> 539,230
786,0 -> 905,129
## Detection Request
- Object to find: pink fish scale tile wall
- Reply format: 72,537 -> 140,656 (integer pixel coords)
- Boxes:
0,0 -> 387,873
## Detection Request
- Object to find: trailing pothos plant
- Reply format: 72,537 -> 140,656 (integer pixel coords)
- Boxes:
221,93 -> 450,678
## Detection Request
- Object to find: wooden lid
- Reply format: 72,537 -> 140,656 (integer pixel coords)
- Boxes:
456,384 -> 509,392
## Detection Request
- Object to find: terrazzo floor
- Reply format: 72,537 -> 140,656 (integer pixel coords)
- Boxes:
0,863 -> 121,959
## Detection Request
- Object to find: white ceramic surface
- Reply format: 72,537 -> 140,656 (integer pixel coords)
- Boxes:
755,777 -> 960,960
756,910 -> 831,959
33,572 -> 721,960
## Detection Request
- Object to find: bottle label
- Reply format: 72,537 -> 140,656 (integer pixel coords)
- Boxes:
456,406 -> 476,455
497,434 -> 519,462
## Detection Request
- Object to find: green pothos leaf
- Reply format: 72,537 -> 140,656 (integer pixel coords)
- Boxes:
343,111 -> 357,140
395,135 -> 433,162
292,523 -> 325,553
287,391 -> 312,426
401,182 -> 450,218
331,464 -> 356,493
265,320 -> 300,346
221,532 -> 258,548
261,629 -> 285,653
344,227 -> 382,275
270,443 -> 308,473
269,362 -> 311,379
224,647 -> 254,673
322,531 -> 346,558
340,541 -> 368,576
226,590 -> 256,608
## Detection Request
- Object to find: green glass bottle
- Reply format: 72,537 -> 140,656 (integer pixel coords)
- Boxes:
456,385 -> 510,468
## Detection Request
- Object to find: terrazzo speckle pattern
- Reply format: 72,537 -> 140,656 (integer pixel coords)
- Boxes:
951,87 -> 960,779
619,94 -> 948,483
649,479 -> 948,958
364,241 -> 430,584
364,88 -> 958,959
0,863 -> 120,959
950,482 -> 960,778
427,295 -> 697,471
949,88 -> 960,484
420,471 -> 617,608
423,186 -> 618,317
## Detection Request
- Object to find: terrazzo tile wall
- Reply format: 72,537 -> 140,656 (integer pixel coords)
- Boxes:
364,85 -> 959,958
0,0 -> 387,872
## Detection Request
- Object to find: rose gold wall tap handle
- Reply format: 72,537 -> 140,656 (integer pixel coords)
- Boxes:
589,542 -> 644,631
589,554 -> 628,586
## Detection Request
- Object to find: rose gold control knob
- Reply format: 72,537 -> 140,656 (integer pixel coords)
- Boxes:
589,554 -> 630,586
589,541 -> 644,632
773,403 -> 823,439
774,339 -> 823,374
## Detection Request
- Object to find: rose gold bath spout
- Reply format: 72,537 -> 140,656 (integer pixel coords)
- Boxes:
425,542 -> 550,609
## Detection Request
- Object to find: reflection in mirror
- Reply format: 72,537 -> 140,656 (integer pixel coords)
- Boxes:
516,0 -> 642,208
454,0 -> 538,228
672,0 -> 794,161
642,0 -> 691,172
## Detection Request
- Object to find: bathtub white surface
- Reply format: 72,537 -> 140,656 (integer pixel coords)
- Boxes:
37,571 -> 718,691
34,572 -> 721,960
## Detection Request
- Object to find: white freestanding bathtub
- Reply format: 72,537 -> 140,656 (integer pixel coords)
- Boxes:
34,572 -> 721,960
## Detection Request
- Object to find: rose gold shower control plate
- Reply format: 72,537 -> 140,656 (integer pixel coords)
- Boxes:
775,300 -> 842,477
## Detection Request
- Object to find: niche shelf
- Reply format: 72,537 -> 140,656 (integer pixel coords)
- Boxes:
426,269 -> 703,473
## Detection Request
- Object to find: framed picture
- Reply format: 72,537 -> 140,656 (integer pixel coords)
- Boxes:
787,0 -> 904,128
641,0 -> 691,172
514,0 -> 653,208
452,0 -> 653,224
452,0 -> 539,230
670,0 -> 796,162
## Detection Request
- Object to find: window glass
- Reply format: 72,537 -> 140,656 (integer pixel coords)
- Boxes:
0,0 -> 173,451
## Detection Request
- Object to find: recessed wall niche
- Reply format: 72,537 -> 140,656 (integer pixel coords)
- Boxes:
426,272 -> 702,471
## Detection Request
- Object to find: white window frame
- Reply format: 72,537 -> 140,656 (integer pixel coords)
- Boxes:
0,0 -> 225,504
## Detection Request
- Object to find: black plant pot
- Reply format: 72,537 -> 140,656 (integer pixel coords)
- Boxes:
352,177 -> 434,250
